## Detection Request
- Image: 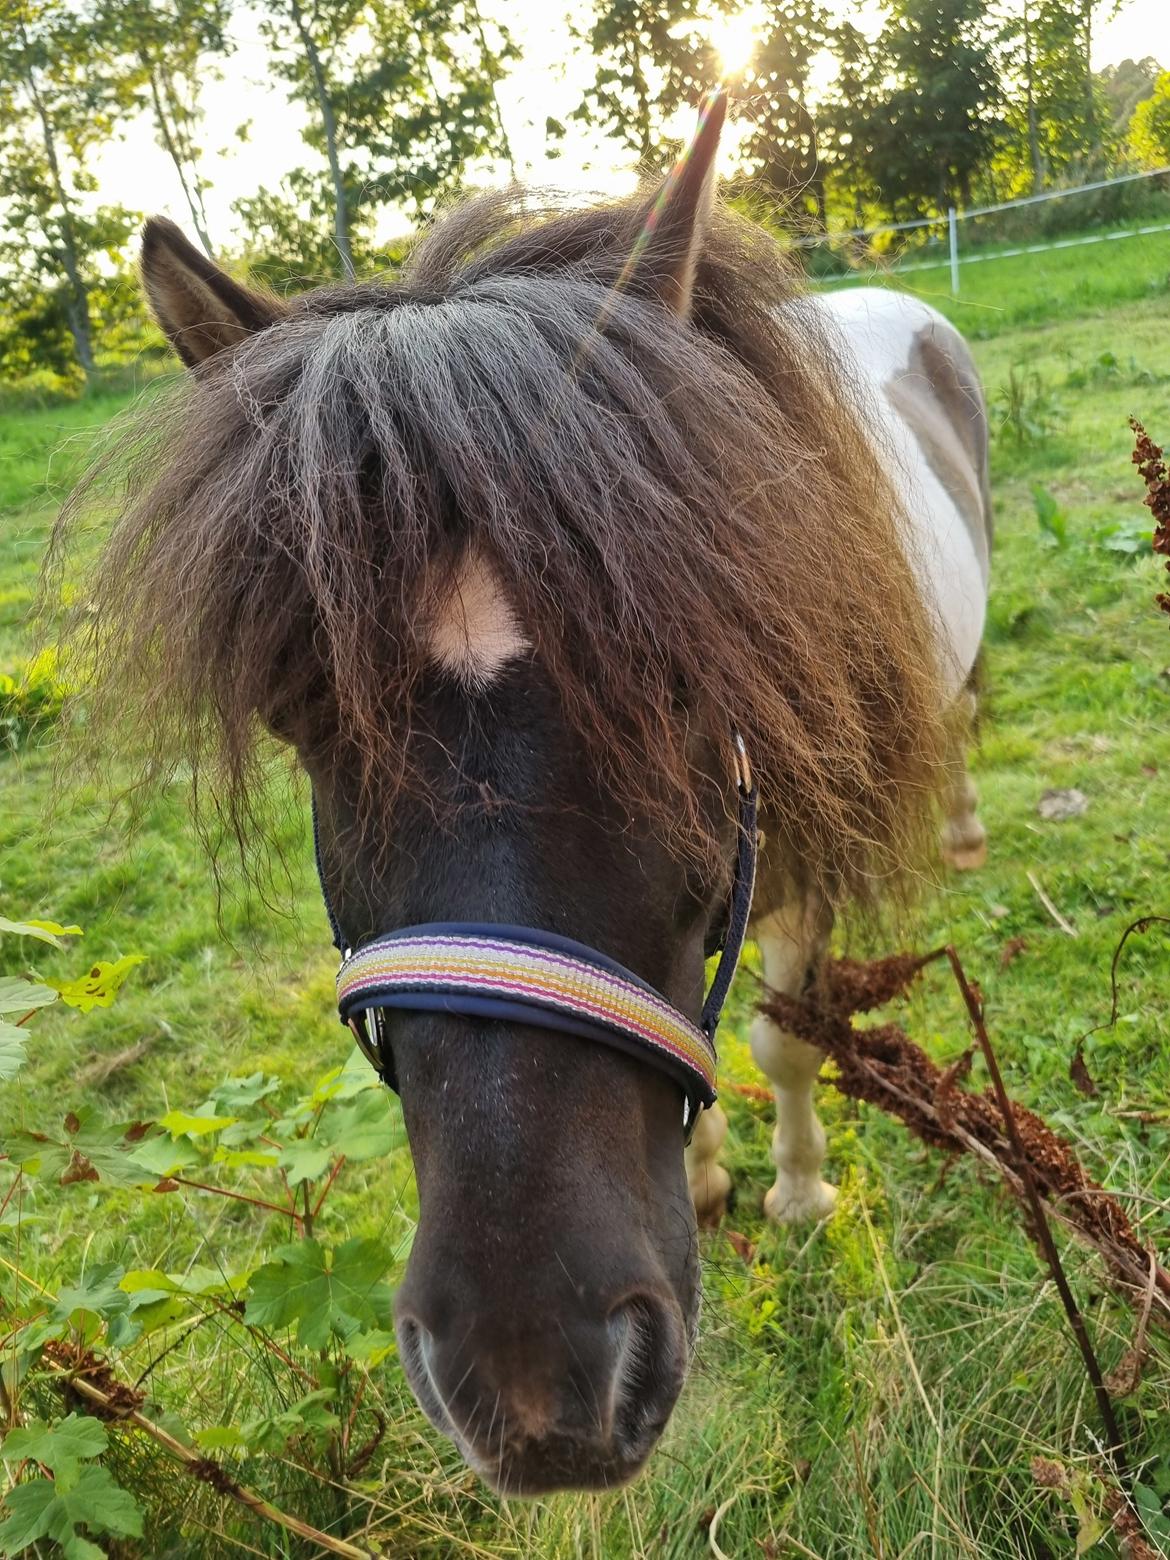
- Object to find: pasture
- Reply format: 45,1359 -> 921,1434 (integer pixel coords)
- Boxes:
2,230 -> 1170,1557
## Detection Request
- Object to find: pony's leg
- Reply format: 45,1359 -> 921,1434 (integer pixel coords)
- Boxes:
750,897 -> 837,1224
940,687 -> 987,871
685,1102 -> 731,1226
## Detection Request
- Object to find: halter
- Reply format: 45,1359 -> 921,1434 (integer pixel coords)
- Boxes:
314,736 -> 758,1131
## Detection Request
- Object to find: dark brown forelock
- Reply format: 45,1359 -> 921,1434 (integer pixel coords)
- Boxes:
54,191 -> 947,908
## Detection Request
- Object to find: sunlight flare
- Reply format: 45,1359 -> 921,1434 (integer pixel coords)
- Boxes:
709,3 -> 768,79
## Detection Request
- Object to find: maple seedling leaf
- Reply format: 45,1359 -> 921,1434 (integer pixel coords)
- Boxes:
1,1415 -> 108,1483
0,915 -> 83,948
48,954 -> 145,1013
244,1237 -> 395,1350
0,1466 -> 143,1559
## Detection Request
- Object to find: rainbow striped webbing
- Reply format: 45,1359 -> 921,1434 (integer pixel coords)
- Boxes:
335,924 -> 718,1113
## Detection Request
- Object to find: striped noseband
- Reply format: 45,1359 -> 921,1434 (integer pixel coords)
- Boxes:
315,737 -> 758,1131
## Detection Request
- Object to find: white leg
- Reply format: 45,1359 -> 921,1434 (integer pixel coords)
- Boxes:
750,898 -> 837,1224
940,688 -> 987,871
685,1102 -> 731,1226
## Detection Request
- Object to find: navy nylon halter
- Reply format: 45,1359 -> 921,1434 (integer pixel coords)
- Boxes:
312,735 -> 758,1130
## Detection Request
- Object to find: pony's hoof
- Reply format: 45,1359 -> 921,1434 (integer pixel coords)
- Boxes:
764,1176 -> 837,1225
690,1164 -> 732,1227
943,838 -> 987,871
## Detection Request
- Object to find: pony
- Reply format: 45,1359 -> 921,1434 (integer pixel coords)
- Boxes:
59,94 -> 990,1494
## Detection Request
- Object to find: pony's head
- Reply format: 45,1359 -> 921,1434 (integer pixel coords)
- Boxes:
59,97 -> 945,1491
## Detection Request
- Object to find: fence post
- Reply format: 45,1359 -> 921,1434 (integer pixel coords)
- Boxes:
947,205 -> 960,295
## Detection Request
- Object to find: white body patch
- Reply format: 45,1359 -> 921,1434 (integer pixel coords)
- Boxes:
426,554 -> 530,685
807,288 -> 989,701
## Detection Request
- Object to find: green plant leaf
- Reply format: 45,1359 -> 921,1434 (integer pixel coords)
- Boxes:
208,1072 -> 282,1112
277,1139 -> 334,1186
1031,483 -> 1069,547
0,1019 -> 30,1081
48,954 -> 144,1012
0,976 -> 56,1016
0,1466 -> 142,1558
0,916 -> 83,947
244,1237 -> 394,1349
1,1414 -> 107,1483
241,1388 -> 340,1454
8,1109 -> 158,1188
53,1263 -> 132,1334
157,1109 -> 237,1138
318,1088 -> 396,1162
127,1132 -> 200,1177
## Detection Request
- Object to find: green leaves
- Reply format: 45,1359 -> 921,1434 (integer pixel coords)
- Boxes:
244,1237 -> 394,1349
0,915 -> 82,947
1032,483 -> 1070,548
2,1414 -> 108,1482
0,1465 -> 143,1559
9,1108 -> 156,1189
0,1416 -> 142,1560
0,973 -> 57,1079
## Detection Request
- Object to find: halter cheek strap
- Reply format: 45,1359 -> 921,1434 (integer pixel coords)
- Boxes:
315,736 -> 758,1131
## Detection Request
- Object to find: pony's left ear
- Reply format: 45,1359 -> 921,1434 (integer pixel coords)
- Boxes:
140,216 -> 286,368
627,89 -> 727,317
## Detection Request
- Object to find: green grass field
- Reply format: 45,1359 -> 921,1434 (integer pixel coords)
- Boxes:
2,228 -> 1170,1558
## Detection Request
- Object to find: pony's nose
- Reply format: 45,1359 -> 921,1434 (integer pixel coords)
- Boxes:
395,1290 -> 687,1493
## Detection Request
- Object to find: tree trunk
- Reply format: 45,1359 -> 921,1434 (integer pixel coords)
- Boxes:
147,60 -> 214,255
467,0 -> 515,179
1082,0 -> 1098,149
287,0 -> 354,279
1023,0 -> 1043,189
21,52 -> 95,377
160,66 -> 215,252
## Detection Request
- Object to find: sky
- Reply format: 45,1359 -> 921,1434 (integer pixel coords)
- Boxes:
87,0 -> 1170,250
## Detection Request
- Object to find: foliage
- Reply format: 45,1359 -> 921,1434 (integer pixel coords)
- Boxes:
0,1 -> 138,378
734,0 -> 831,223
569,0 -> 721,168
0,647 -> 69,751
1130,70 -> 1170,169
95,0 -> 233,254
827,0 -> 1002,213
994,363 -> 1063,446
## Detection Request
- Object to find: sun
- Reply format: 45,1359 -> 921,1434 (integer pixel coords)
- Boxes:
709,4 -> 768,79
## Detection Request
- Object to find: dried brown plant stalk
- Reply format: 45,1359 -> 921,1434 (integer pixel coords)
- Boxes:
1130,416 -> 1170,624
761,953 -> 1170,1331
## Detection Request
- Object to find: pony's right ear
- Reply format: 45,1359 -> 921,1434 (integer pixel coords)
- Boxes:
141,216 -> 286,368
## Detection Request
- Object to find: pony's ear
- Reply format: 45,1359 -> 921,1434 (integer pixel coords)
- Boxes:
140,216 -> 286,368
626,89 -> 727,317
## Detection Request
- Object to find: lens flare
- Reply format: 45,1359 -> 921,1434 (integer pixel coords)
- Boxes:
710,5 -> 766,79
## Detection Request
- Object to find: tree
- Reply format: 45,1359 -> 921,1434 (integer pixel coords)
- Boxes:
996,0 -> 1117,183
99,0 -> 232,256
1129,70 -> 1170,168
251,0 -> 516,280
570,0 -> 721,169
826,0 -> 1001,215
736,0 -> 832,224
0,1 -> 132,378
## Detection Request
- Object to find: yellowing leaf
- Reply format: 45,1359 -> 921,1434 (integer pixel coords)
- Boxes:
157,1109 -> 236,1138
49,954 -> 145,1012
0,915 -> 83,947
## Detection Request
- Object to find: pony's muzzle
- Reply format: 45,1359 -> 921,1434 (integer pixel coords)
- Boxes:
395,1286 -> 688,1493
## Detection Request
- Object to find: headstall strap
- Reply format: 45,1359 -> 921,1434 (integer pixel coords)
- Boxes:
317,731 -> 760,1133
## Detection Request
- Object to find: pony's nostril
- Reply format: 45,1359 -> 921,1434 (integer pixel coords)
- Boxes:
395,1314 -> 450,1436
608,1293 -> 687,1454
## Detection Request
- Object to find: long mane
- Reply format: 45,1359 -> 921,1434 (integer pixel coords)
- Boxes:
57,191 -> 947,905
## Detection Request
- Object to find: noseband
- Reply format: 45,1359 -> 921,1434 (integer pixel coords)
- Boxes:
314,736 -> 758,1131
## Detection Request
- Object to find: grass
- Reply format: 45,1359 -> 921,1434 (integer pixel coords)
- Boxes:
820,217 -> 1170,338
2,242 -> 1170,1556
